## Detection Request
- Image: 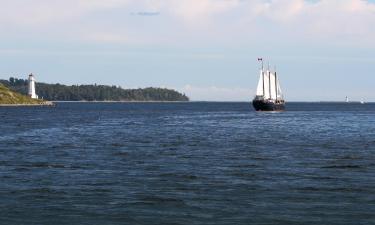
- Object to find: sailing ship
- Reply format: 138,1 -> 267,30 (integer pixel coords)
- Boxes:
252,58 -> 285,111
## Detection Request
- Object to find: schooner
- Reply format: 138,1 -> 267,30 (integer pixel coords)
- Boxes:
252,58 -> 285,111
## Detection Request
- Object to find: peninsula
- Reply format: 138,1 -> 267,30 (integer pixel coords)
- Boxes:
0,83 -> 52,106
0,78 -> 189,102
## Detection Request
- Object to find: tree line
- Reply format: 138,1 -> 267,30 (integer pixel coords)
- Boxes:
0,77 -> 189,101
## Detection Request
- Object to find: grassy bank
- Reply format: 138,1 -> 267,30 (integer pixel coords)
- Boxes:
0,83 -> 46,105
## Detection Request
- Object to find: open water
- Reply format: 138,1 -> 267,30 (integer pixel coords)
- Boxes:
0,102 -> 375,225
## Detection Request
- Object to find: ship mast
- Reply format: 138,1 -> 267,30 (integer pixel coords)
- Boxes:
262,61 -> 265,98
258,58 -> 265,98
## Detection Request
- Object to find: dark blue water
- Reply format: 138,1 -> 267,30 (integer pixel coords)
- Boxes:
1,102 -> 375,225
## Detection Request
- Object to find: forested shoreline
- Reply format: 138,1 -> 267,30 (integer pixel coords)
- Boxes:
0,78 -> 189,102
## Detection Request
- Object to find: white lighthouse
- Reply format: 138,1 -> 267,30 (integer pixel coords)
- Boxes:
28,73 -> 38,99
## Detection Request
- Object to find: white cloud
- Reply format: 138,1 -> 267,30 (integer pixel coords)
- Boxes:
161,0 -> 240,25
307,0 -> 375,39
1,0 -> 375,46
254,0 -> 305,22
0,0 -> 130,26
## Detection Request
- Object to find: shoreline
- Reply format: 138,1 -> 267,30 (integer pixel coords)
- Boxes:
52,101 -> 190,103
51,101 -> 373,103
0,101 -> 55,107
1,101 -> 373,106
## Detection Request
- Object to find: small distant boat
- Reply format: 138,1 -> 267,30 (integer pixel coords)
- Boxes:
360,100 -> 365,104
345,96 -> 349,103
252,58 -> 285,111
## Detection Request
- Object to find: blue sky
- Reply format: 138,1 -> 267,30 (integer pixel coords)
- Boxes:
1,0 -> 375,101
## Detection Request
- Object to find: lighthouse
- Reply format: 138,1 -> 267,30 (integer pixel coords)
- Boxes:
28,73 -> 38,99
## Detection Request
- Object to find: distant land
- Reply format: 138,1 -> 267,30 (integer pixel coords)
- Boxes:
0,83 -> 50,105
0,78 -> 189,102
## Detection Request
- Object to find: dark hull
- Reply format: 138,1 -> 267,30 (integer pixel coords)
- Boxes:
252,99 -> 285,111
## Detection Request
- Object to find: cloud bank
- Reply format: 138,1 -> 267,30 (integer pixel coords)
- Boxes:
1,0 -> 374,47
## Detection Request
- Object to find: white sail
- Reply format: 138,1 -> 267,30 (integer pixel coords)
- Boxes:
263,70 -> 270,99
275,72 -> 283,99
256,70 -> 264,96
277,80 -> 283,99
269,72 -> 277,100
254,68 -> 283,101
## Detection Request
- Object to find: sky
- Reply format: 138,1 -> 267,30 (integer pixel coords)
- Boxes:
0,0 -> 375,101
